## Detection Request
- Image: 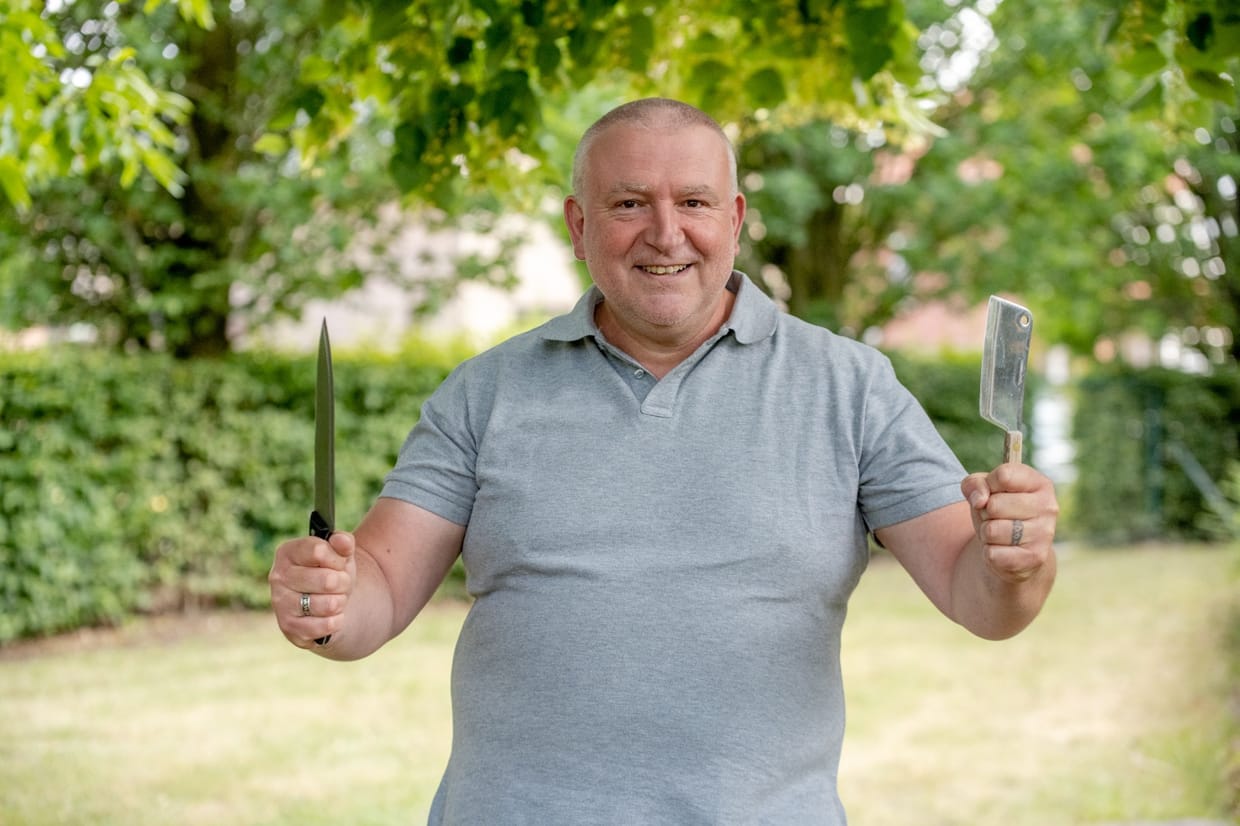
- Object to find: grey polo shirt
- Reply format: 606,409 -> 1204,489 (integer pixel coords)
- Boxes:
382,271 -> 966,825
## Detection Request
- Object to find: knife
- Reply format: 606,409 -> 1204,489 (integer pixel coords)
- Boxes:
979,296 -> 1033,465
309,319 -> 334,645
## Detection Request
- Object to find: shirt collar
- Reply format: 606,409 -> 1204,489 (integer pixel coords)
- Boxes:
539,270 -> 779,345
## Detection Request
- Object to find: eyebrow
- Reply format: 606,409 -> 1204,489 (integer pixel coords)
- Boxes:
605,182 -> 720,198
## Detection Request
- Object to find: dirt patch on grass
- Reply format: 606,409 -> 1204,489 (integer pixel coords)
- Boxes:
0,611 -> 270,662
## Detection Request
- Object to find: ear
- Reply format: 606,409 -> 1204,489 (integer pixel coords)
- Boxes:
731,192 -> 747,254
563,196 -> 587,261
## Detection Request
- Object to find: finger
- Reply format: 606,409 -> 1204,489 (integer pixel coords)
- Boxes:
980,517 -> 1034,548
295,532 -> 353,572
985,463 -> 1054,495
978,491 -> 1040,522
985,542 -> 1050,583
280,564 -> 352,598
269,544 -> 352,600
294,591 -> 347,619
980,483 -> 1060,524
275,536 -> 327,567
279,592 -> 346,647
286,615 -> 344,649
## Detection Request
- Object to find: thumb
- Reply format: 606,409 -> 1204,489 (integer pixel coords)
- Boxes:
961,472 -> 991,510
327,530 -> 355,560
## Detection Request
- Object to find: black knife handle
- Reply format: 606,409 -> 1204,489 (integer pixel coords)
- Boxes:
308,510 -> 333,645
309,510 -> 332,540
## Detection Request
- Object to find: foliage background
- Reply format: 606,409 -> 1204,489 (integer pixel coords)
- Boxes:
6,342 -> 1235,644
2,0 -> 1239,645
1,347 -> 1013,643
1072,363 -> 1240,541
3,0 -> 1239,360
0,348 -> 447,642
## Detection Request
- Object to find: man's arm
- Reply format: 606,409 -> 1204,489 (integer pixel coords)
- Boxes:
875,464 -> 1058,641
269,497 -> 465,660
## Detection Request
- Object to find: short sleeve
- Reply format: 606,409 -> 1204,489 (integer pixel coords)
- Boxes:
381,367 -> 479,526
856,355 -> 966,532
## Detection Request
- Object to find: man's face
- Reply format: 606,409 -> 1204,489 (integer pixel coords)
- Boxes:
564,122 -> 746,348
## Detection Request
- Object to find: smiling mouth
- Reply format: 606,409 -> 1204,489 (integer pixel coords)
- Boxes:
638,264 -> 691,275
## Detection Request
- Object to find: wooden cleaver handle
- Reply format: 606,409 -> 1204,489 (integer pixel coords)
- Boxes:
1004,430 -> 1023,465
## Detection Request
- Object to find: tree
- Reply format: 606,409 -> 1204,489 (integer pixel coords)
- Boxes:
0,0 -> 938,354
0,0 -> 205,209
732,0 -> 1239,363
899,0 -> 1240,363
1,1 -> 409,356
3,0 -> 1237,356
737,120 -> 918,335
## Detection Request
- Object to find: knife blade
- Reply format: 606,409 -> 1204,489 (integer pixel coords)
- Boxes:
310,319 -> 335,539
309,319 -> 335,646
979,296 -> 1033,464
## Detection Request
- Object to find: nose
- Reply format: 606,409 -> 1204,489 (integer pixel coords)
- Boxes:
644,202 -> 684,251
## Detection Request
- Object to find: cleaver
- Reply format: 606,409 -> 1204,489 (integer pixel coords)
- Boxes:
980,296 -> 1033,465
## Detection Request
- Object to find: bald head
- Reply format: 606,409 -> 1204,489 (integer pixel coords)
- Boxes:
571,98 -> 738,198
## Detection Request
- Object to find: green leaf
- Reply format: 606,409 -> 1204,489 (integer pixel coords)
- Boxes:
845,2 -> 896,80
581,0 -> 620,18
690,59 -> 730,94
692,32 -> 727,54
292,87 -> 327,119
1185,68 -> 1235,104
1185,12 -> 1213,52
1119,44 -> 1166,76
174,0 -> 216,30
480,70 -> 536,138
1124,74 -> 1165,115
627,13 -> 655,71
568,24 -> 604,68
744,67 -> 786,108
484,18 -> 514,63
368,0 -> 408,42
520,0 -> 545,27
394,121 -> 429,158
253,133 -> 289,156
447,36 -> 474,66
0,157 -> 31,212
423,84 -> 474,152
141,148 -> 187,197
299,55 -> 336,84
471,0 -> 503,19
535,37 -> 561,77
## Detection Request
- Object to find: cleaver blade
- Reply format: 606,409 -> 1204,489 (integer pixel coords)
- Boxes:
980,296 -> 1033,464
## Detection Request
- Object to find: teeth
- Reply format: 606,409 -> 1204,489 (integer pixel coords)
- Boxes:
642,265 -> 689,275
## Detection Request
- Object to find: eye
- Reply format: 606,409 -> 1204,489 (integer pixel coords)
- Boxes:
684,199 -> 706,208
618,199 -> 640,209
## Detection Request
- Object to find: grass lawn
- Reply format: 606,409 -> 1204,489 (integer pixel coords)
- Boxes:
0,544 -> 1235,825
838,544 -> 1238,825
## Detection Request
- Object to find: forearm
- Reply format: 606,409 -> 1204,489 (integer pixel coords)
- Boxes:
949,536 -> 1057,641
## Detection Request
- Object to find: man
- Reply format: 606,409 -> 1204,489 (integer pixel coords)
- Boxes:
270,98 -> 1058,824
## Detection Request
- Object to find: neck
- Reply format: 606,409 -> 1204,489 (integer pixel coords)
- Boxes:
595,290 -> 736,379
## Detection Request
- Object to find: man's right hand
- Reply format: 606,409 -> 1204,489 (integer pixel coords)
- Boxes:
268,531 -> 356,649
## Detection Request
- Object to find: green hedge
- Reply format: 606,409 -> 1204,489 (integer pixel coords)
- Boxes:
0,346 -> 1006,643
1071,364 -> 1240,542
0,349 -> 447,643
888,350 -> 1023,474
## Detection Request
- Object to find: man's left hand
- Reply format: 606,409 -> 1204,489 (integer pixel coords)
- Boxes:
962,464 -> 1058,584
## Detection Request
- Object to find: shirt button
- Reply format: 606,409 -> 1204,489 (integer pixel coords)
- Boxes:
634,368 -> 646,378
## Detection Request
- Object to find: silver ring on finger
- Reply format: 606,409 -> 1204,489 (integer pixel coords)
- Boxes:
1011,519 -> 1024,546
300,592 -> 312,617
